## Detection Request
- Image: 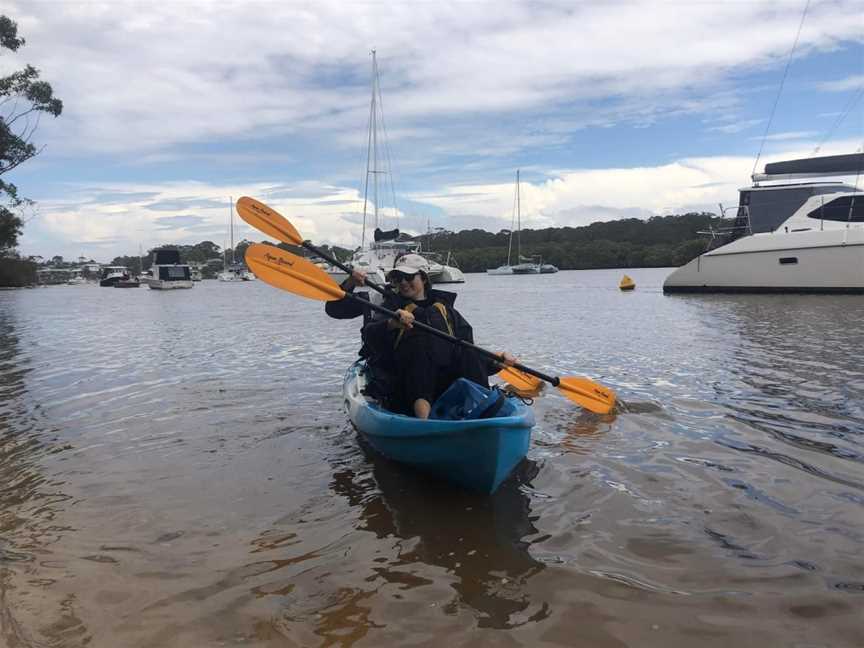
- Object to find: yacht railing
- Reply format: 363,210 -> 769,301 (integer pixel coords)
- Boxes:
696,203 -> 751,250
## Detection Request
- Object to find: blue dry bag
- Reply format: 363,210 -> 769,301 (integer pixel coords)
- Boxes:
429,378 -> 507,421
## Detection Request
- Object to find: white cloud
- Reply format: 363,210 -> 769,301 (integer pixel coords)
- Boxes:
749,130 -> 820,141
707,119 -> 764,134
7,0 -> 863,155
22,139 -> 861,261
818,75 -> 864,92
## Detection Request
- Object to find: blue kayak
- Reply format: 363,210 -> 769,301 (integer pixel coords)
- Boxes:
343,361 -> 535,494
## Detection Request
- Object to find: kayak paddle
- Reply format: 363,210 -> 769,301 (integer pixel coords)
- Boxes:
236,195 -> 542,391
245,243 -> 616,414
236,196 -> 391,297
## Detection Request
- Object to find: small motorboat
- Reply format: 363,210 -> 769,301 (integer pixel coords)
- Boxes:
619,274 -> 635,291
114,278 -> 140,288
343,361 -> 535,494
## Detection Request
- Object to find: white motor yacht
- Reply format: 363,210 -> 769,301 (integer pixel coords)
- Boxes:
146,249 -> 194,290
663,153 -> 864,293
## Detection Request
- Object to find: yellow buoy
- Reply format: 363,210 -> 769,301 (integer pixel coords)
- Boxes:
619,274 -> 635,291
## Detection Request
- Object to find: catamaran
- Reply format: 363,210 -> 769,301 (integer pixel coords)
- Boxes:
663,153 -> 864,293
344,50 -> 444,289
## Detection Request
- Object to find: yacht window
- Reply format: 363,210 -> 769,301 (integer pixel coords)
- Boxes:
159,266 -> 190,280
779,257 -> 798,265
806,196 -> 864,222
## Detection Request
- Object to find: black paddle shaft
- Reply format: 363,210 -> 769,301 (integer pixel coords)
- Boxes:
341,291 -> 560,387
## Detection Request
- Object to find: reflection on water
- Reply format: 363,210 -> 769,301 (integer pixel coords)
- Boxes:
335,444 -> 548,629
0,273 -> 862,647
0,310 -> 91,646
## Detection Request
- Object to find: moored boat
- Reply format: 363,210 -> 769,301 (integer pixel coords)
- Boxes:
98,266 -> 129,287
146,249 -> 194,290
663,153 -> 864,293
343,361 -> 535,494
486,171 -> 544,276
347,51 -> 443,288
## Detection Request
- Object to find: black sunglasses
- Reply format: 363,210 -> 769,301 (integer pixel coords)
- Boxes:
390,271 -> 419,283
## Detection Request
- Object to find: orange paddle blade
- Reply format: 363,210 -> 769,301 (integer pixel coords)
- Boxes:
245,244 -> 345,302
236,196 -> 304,246
557,377 -> 616,414
497,365 -> 543,391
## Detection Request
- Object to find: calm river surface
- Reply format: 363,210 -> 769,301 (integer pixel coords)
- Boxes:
1,269 -> 862,647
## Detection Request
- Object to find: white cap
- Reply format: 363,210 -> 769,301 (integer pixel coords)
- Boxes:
388,253 -> 429,277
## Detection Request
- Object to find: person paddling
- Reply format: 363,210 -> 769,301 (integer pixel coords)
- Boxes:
363,254 -> 516,419
325,269 -> 398,402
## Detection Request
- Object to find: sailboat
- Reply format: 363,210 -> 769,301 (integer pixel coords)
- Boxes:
346,51 -> 438,287
487,170 -> 540,275
218,197 -> 255,282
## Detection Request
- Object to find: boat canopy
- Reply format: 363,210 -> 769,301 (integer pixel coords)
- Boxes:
754,153 -> 864,181
154,249 -> 181,265
374,227 -> 400,242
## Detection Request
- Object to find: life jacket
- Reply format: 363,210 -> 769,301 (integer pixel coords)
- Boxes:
393,301 -> 454,348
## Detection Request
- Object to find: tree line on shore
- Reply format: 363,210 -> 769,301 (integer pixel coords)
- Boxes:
415,212 -> 719,272
109,210 -> 719,275
2,210 -> 725,286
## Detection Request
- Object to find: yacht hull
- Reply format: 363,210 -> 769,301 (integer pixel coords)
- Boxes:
148,280 -> 194,290
664,230 -> 864,293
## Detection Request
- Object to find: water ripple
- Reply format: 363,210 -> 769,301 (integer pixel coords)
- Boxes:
1,274 -> 863,646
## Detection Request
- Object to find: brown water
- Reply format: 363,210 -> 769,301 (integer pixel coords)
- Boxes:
1,270 -> 862,647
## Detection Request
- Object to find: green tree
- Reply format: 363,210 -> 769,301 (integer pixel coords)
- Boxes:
0,15 -> 63,255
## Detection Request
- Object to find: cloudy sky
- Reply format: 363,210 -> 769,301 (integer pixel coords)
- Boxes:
2,0 -> 862,262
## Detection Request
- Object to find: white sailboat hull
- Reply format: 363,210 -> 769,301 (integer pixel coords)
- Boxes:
436,265 -> 465,283
487,263 -> 539,275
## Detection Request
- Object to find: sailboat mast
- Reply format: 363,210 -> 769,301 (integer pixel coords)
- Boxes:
230,196 -> 235,265
516,170 -> 522,262
372,51 -> 379,230
506,170 -> 516,266
361,61 -> 374,249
